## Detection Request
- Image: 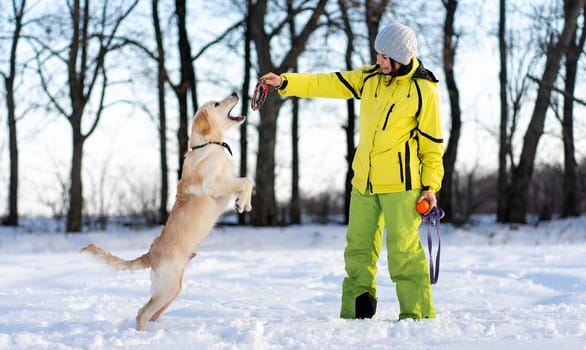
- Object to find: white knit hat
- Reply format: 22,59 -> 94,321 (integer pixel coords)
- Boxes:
374,23 -> 417,65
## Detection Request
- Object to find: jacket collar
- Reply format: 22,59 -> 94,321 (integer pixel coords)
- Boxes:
394,57 -> 419,81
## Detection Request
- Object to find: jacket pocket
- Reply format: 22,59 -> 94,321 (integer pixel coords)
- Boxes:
381,104 -> 395,130
369,150 -> 404,188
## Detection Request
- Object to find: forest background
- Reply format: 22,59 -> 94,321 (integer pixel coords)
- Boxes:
1,0 -> 585,232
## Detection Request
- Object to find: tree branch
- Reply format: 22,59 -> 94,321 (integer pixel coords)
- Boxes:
278,0 -> 329,71
529,75 -> 586,107
192,19 -> 245,61
34,48 -> 69,118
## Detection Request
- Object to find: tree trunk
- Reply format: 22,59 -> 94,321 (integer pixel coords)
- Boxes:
252,94 -> 280,226
561,1 -> 585,217
497,0 -> 510,222
153,0 -> 169,224
338,0 -> 362,224
248,0 -> 278,226
67,123 -> 84,232
176,91 -> 189,178
288,1 -> 301,225
34,0 -> 138,231
238,7 -> 252,225
365,0 -> 390,63
65,0 -> 86,233
5,76 -> 19,227
441,0 -> 462,222
2,0 -> 27,227
249,0 -> 328,226
290,96 -> 301,224
507,0 -> 584,223
343,99 -> 356,225
175,0 -> 196,179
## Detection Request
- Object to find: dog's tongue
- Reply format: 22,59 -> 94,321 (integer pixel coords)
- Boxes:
229,114 -> 245,122
226,102 -> 245,121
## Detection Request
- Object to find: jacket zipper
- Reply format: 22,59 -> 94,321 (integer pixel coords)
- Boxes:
398,152 -> 404,183
382,104 -> 395,130
368,159 -> 373,193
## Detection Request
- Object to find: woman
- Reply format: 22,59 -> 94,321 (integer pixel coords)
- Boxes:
260,22 -> 444,320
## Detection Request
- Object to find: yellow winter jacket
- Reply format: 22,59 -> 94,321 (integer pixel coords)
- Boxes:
277,58 -> 444,195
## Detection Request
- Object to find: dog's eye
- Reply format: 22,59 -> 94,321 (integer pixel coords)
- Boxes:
214,102 -> 220,107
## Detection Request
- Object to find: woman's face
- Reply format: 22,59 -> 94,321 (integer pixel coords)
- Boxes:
376,51 -> 400,75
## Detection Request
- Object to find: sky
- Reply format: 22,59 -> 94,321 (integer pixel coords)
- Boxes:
0,215 -> 585,349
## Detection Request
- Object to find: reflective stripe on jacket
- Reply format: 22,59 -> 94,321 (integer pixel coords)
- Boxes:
277,58 -> 444,194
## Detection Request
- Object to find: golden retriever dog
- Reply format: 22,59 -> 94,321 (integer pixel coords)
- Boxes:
81,92 -> 253,331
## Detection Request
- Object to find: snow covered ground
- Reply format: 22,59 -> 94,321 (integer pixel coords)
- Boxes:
0,215 -> 585,350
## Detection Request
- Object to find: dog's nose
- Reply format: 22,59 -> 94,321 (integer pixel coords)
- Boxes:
231,92 -> 238,98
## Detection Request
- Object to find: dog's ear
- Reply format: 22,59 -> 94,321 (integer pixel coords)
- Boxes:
193,109 -> 211,136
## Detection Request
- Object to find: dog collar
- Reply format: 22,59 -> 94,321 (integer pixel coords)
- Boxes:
190,141 -> 233,156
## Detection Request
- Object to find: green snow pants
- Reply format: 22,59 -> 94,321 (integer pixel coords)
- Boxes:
340,187 -> 436,320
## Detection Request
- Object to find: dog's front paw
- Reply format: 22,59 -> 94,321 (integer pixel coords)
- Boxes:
234,198 -> 248,213
234,197 -> 252,213
234,177 -> 254,213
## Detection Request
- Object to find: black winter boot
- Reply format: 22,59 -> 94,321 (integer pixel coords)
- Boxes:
355,292 -> 377,319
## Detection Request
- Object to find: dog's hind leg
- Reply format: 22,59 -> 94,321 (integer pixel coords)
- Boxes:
135,265 -> 182,331
136,297 -> 160,331
150,269 -> 184,322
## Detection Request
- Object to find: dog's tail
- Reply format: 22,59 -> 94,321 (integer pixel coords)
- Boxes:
80,244 -> 150,271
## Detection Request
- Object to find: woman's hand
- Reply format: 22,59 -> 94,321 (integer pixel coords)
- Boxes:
260,72 -> 282,87
417,191 -> 437,215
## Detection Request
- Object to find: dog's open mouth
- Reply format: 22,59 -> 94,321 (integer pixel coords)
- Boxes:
228,105 -> 245,122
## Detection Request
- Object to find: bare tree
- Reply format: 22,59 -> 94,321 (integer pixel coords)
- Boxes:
125,2 -> 244,225
497,42 -> 534,222
115,169 -> 159,225
506,0 -> 584,223
1,0 -> 27,227
530,163 -> 564,220
497,0 -> 509,222
560,0 -> 586,217
173,0 -> 198,179
156,2 -> 241,183
440,0 -> 462,222
152,0 -> 169,224
33,0 -> 139,232
36,157 -> 70,231
287,0 -> 301,225
365,0 -> 390,62
248,0 -> 329,226
238,3 -> 253,225
84,155 -> 113,230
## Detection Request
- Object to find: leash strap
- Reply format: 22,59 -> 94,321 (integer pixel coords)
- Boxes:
424,207 -> 444,284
